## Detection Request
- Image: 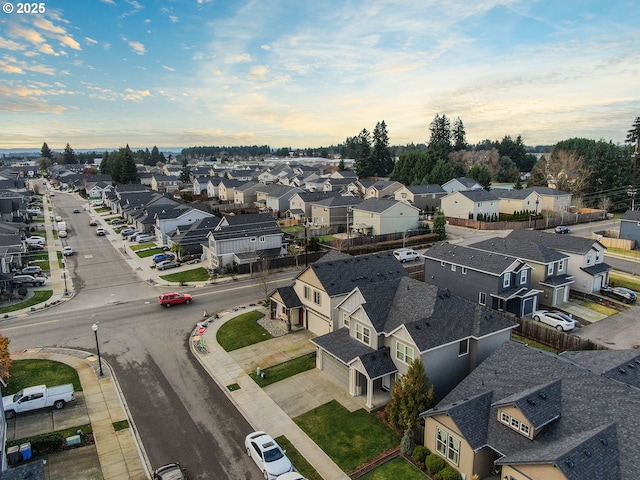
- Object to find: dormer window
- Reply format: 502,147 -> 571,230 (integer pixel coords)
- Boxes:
520,270 -> 527,284
503,274 -> 510,288
498,409 -> 532,438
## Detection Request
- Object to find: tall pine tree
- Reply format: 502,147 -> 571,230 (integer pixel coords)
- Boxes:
354,129 -> 374,177
372,120 -> 393,176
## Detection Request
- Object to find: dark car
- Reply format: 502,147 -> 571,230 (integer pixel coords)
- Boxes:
73,208 -> 80,213
111,218 -> 126,225
601,285 -> 637,304
27,243 -> 45,251
153,253 -> 175,263
555,225 -> 571,234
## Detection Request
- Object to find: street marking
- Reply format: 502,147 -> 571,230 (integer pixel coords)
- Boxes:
2,319 -> 59,331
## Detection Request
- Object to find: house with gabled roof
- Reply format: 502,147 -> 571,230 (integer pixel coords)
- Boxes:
423,242 -> 541,317
193,176 -> 215,196
493,188 -> 543,215
394,184 -> 446,212
153,204 -> 214,245
469,232 -> 574,306
166,216 -> 220,256
527,186 -> 572,212
618,210 -> 640,248
218,178 -> 246,202
440,189 -> 500,220
442,177 -> 483,193
420,341 -> 640,480
255,184 -> 304,213
350,198 -> 419,236
309,195 -> 363,228
206,177 -> 223,199
309,275 -> 516,409
233,181 -> 262,205
286,191 -> 341,222
151,175 -> 179,192
363,180 -> 403,199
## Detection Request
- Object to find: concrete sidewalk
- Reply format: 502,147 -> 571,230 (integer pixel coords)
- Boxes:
196,308 -> 350,480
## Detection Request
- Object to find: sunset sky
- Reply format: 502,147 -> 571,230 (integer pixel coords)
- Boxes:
1,0 -> 639,152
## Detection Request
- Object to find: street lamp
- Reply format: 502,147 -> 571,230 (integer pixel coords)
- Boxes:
92,323 -> 104,376
62,260 -> 68,296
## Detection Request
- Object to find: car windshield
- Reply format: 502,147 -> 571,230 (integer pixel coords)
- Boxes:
263,447 -> 284,462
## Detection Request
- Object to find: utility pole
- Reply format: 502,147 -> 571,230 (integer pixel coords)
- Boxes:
634,138 -> 639,211
304,222 -> 308,268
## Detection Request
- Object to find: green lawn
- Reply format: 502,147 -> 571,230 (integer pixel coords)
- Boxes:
275,436 -> 323,480
4,359 -> 82,395
216,310 -> 269,351
609,272 -> 640,291
249,353 -> 316,386
579,301 -> 618,316
136,248 -> 164,258
159,267 -> 210,282
130,243 -> 156,251
294,400 -> 400,473
359,456 -> 425,480
0,291 -> 53,314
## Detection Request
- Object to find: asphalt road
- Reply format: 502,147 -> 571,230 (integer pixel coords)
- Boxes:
2,190 -> 296,480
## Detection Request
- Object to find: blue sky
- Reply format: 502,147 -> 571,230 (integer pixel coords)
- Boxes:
0,0 -> 639,151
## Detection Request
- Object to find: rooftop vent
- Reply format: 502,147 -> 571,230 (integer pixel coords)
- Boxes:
565,460 -> 575,468
538,392 -> 547,400
527,398 -> 536,405
583,449 -> 592,457
600,438 -> 609,446
629,364 -> 636,369
618,367 -> 626,374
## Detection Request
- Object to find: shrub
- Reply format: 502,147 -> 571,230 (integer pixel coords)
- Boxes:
439,466 -> 462,480
412,445 -> 430,464
17,286 -> 27,297
31,432 -> 64,455
400,428 -> 415,455
425,453 -> 447,474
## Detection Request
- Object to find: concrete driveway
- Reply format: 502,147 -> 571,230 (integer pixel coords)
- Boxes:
573,305 -> 640,349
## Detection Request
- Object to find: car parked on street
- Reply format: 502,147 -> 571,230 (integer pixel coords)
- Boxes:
156,260 -> 180,271
158,292 -> 193,307
27,243 -> 45,251
393,248 -> 421,263
63,246 -> 74,256
121,229 -> 138,238
153,253 -> 175,264
152,463 -> 187,480
532,310 -> 576,331
245,431 -> 293,480
555,225 -> 571,234
58,230 -> 68,238
73,208 -> 80,213
600,285 -> 638,304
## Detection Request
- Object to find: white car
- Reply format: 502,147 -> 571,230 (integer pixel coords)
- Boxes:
26,236 -> 46,245
63,246 -> 74,256
58,230 -> 68,238
276,474 -> 307,480
245,431 -> 293,480
532,310 -> 575,331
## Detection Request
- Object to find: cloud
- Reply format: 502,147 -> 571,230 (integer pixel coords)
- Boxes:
123,88 -> 151,101
100,0 -> 116,4
57,35 -> 82,51
261,44 -> 271,51
248,65 -> 269,81
169,15 -> 179,24
33,18 -> 66,35
128,41 -> 146,55
225,53 -> 252,63
162,65 -> 175,72
85,37 -> 98,46
0,37 -> 24,51
9,25 -> 46,46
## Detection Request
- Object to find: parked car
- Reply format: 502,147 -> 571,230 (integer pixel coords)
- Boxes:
121,229 -> 138,238
152,463 -> 187,480
276,474 -> 307,480
555,225 -> 571,234
12,275 -> 46,287
153,253 -> 175,263
73,208 -> 80,213
55,215 -> 62,222
63,246 -> 74,256
96,227 -> 106,236
25,236 -> 46,245
393,248 -> 421,263
111,218 -> 126,225
58,230 -> 68,238
89,219 -> 97,226
245,431 -> 293,480
158,292 -> 193,307
27,243 -> 45,251
156,260 -> 180,271
21,266 -> 43,275
532,310 -> 576,331
137,234 -> 155,243
600,285 -> 638,304
2,383 -> 75,419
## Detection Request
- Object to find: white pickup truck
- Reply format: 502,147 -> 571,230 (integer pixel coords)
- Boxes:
2,384 -> 75,419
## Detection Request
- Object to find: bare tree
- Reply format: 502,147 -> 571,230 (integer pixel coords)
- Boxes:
546,149 -> 593,196
252,253 -> 273,304
598,196 -> 612,212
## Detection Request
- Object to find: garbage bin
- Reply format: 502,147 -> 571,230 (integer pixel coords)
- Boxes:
7,446 -> 21,465
20,442 -> 31,461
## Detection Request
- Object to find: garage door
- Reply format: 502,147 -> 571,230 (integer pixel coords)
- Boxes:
321,352 -> 349,388
307,310 -> 331,336
523,297 -> 534,316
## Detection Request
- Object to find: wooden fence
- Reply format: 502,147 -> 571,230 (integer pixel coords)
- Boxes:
515,319 -> 608,352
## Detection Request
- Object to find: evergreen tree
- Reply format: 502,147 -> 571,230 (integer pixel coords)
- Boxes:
384,358 -> 434,433
180,158 -> 191,182
354,129 -> 374,177
119,145 -> 138,184
41,142 -> 52,159
468,163 -> 492,190
372,120 -> 393,176
99,151 -> 110,175
452,117 -> 467,151
626,117 -> 640,147
338,159 -> 346,171
63,143 -> 77,164
433,209 -> 446,240
427,114 -> 452,163
150,146 -> 162,165
427,159 -> 455,185
527,158 -> 548,187
513,176 -> 524,189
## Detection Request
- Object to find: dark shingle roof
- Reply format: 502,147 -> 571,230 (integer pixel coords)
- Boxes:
505,229 -> 604,255
456,189 -> 499,202
354,198 -> 405,213
493,379 -> 562,430
406,184 -> 446,195
358,347 -> 398,379
443,391 -> 493,450
273,286 -> 302,309
469,234 -> 568,264
424,242 -> 524,276
311,196 -> 363,208
621,210 -> 640,221
311,328 -> 374,363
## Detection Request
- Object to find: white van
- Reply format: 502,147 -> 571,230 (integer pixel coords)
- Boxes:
393,248 -> 421,263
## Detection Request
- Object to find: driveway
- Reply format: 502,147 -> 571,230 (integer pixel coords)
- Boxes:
572,305 -> 640,349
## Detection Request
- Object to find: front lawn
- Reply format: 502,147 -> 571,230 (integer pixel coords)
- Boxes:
294,400 -> 400,473
136,248 -> 164,258
5,359 -> 82,394
216,310 -> 269,351
579,301 -> 618,316
159,267 -> 209,282
275,435 -> 322,480
249,353 -> 316,387
359,456 -> 425,480
130,243 -> 155,251
0,291 -> 53,314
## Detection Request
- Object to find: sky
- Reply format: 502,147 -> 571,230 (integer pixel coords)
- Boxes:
0,0 -> 639,152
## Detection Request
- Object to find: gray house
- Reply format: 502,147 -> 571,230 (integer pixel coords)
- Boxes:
619,210 -> 640,248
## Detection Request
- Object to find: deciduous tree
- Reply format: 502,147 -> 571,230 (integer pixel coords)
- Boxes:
0,334 -> 11,381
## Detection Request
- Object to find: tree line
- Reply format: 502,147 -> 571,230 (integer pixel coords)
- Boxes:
39,142 -> 166,168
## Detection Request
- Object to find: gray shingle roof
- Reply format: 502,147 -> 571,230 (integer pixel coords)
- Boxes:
493,379 -> 562,430
423,341 -> 640,479
505,229 -> 604,255
621,210 -> 640,221
444,391 -> 493,450
456,189 -> 499,202
311,327 -> 374,363
406,184 -> 446,195
354,198 -> 405,213
358,346 -> 397,379
273,286 -> 302,309
424,242 -> 524,276
311,196 -> 363,207
469,234 -> 568,264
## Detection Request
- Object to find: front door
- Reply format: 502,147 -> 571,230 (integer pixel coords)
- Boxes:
382,374 -> 391,392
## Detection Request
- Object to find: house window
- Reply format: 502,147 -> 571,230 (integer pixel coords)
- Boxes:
511,417 -> 520,429
250,237 -> 257,243
558,259 -> 565,272
461,267 -> 467,275
441,261 -> 446,267
451,264 -> 456,272
479,292 -> 486,306
313,291 -> 321,305
520,423 -> 531,435
401,193 -> 407,199
355,324 -> 370,345
458,339 -> 469,356
343,313 -> 350,327
520,270 -> 527,284
259,236 -> 265,243
547,263 -> 553,275
501,412 -> 510,424
503,274 -> 510,288
436,428 -> 460,466
587,253 -> 593,265
304,286 -> 310,300
396,342 -> 414,364
596,251 -> 601,262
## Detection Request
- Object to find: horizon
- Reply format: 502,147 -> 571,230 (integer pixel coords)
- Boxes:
1,1 -> 639,150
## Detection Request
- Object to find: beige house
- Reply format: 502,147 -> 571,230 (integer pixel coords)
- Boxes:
440,190 -> 500,220
363,180 -> 403,199
350,198 -> 419,236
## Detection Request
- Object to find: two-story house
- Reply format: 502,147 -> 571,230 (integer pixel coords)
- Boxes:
350,198 -> 419,236
363,180 -> 403,199
619,210 -> 640,248
255,184 -> 304,213
440,189 -> 500,220
441,177 -> 483,193
286,191 -> 341,222
469,233 -> 574,307
423,243 -> 541,317
150,175 -> 179,192
421,341 -> 640,480
494,188 -> 543,215
310,276 -> 517,409
218,178 -> 246,202
394,184 -> 447,212
309,196 -> 363,228
233,181 -> 262,205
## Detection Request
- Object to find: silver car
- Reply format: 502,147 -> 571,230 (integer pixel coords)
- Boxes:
532,310 -> 575,331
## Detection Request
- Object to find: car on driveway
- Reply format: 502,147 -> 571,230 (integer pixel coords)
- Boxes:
137,234 -> 155,243
156,260 -> 180,271
121,229 -> 138,238
152,463 -> 186,480
532,310 -> 576,331
245,431 -> 293,480
63,246 -> 74,256
555,225 -> 571,234
12,275 -> 46,287
600,285 -> 637,304
158,292 -> 193,307
111,218 -> 126,225
26,236 -> 46,245
27,243 -> 45,251
21,266 -> 43,275
153,253 -> 175,264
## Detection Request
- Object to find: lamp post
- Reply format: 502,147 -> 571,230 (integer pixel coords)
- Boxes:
62,260 -> 68,296
92,323 -> 104,376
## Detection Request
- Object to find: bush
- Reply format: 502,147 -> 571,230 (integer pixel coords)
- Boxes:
425,453 -> 447,474
31,432 -> 64,455
400,428 -> 415,455
439,466 -> 462,480
17,286 -> 27,297
412,445 -> 430,464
